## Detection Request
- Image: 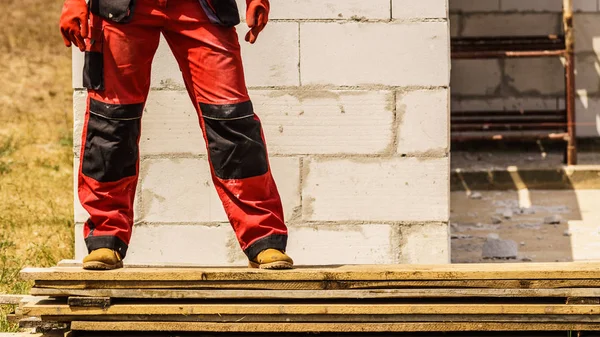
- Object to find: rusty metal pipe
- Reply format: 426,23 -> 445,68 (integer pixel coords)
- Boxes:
451,132 -> 570,142
452,116 -> 566,123
564,0 -> 577,165
451,110 -> 566,117
452,50 -> 566,59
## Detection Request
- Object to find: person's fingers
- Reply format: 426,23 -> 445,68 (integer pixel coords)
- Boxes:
247,29 -> 257,44
61,28 -> 72,47
254,23 -> 266,35
68,31 -> 78,48
72,26 -> 86,51
257,10 -> 266,26
250,29 -> 258,43
69,30 -> 83,51
71,24 -> 84,50
79,16 -> 89,39
75,33 -> 86,51
247,2 -> 269,43
248,24 -> 265,44
247,5 -> 256,27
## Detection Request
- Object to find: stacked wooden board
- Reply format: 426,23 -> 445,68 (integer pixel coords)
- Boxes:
17,262 -> 600,334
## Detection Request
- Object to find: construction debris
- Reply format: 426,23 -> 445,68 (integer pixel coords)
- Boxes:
483,237 -> 518,259
544,215 -> 563,225
469,192 -> 483,200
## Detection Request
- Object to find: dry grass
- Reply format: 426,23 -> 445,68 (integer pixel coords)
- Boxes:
0,0 -> 74,331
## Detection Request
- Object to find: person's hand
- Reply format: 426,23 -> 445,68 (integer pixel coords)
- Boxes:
59,0 -> 89,51
245,0 -> 269,44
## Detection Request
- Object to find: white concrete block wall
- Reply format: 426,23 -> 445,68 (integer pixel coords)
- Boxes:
268,0 -> 391,20
74,222 -> 450,265
302,158 -> 449,222
397,89 -> 450,154
72,1 -> 451,265
450,0 -> 600,137
301,22 -> 449,87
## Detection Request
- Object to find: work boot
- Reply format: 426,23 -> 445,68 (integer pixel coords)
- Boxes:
83,248 -> 123,270
249,249 -> 294,270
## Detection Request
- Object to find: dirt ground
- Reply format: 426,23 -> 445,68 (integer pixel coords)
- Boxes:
451,189 -> 600,263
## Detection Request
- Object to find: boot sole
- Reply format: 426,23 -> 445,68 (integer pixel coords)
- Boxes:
83,261 -> 124,270
249,261 -> 294,270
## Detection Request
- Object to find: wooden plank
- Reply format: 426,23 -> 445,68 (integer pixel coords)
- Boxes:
69,333 -> 573,337
56,260 -> 80,267
21,302 -> 600,316
29,287 -> 600,299
20,262 -> 600,282
0,330 -> 63,337
34,314 -> 600,324
57,260 -> 216,268
67,297 -> 111,308
17,317 -> 67,330
31,279 -> 600,290
33,280 -> 330,290
0,295 -> 35,305
70,321 -> 600,332
567,297 -> 600,305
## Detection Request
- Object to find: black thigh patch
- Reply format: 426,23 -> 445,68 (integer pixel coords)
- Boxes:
83,51 -> 104,91
201,101 -> 268,180
82,99 -> 144,182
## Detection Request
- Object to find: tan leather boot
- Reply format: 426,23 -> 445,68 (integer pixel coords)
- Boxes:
83,248 -> 123,270
249,248 -> 294,269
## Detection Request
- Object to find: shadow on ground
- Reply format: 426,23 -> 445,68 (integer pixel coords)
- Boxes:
450,143 -> 600,264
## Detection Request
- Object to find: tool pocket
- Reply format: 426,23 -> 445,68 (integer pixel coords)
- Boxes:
199,0 -> 241,27
82,25 -> 105,91
89,0 -> 136,23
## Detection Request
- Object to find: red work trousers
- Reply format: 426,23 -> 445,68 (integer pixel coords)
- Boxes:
78,0 -> 287,260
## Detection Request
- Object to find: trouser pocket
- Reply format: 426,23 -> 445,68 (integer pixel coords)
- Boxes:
83,52 -> 104,90
83,24 -> 104,91
89,0 -> 136,23
199,0 -> 241,27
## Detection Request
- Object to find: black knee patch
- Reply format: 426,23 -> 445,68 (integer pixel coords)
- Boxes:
82,99 -> 143,182
200,101 -> 268,180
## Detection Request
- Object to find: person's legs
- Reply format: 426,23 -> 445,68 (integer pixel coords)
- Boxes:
162,0 -> 291,268
78,1 -> 162,269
